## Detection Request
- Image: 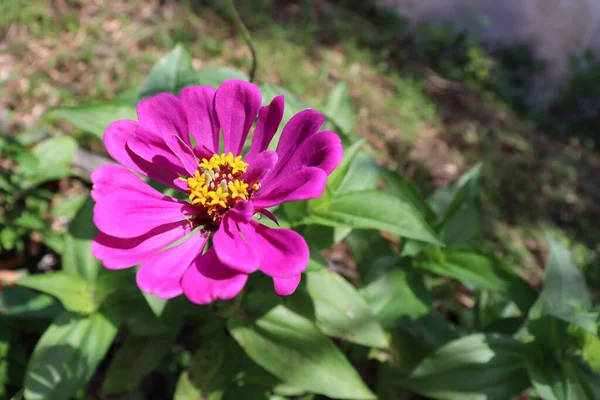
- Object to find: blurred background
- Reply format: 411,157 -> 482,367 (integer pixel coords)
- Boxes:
1,0 -> 598,304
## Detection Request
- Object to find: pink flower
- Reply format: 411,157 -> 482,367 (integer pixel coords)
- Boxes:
91,80 -> 343,304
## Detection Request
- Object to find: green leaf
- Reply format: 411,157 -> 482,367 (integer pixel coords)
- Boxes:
191,67 -> 248,88
305,269 -> 388,348
321,82 -> 356,135
419,247 -> 537,314
62,196 -> 100,283
380,168 -> 437,224
260,84 -> 308,152
404,334 -> 529,399
525,352 -> 600,400
324,139 -> 366,196
582,331 -> 600,373
0,286 -> 63,320
17,272 -> 95,314
47,103 -> 137,139
0,227 -> 18,250
102,328 -> 180,395
140,44 -> 193,97
361,269 -> 432,327
228,305 -> 375,399
304,190 -> 443,246
29,136 -> 76,184
142,292 -> 168,318
536,232 -> 594,331
430,162 -> 483,245
345,230 -> 395,283
174,372 -> 203,400
23,311 -> 118,400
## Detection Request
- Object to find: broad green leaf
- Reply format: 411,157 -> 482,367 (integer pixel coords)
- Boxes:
47,103 -> 137,139
536,233 -> 594,332
345,230 -> 395,282
62,196 -> 100,283
29,136 -> 76,184
333,151 -> 380,195
525,352 -> 600,400
0,227 -> 18,250
24,311 -> 118,400
325,139 -> 365,195
191,67 -> 248,87
419,247 -> 537,314
321,82 -> 356,135
260,84 -> 308,152
142,292 -> 168,318
17,272 -> 94,314
404,334 -> 529,399
102,327 -> 180,395
430,162 -> 483,245
0,286 -> 63,320
399,310 -> 459,348
140,44 -> 193,98
305,190 -> 443,246
582,331 -> 600,373
229,305 -> 375,399
361,269 -> 432,327
174,372 -> 203,400
380,168 -> 437,223
305,269 -> 388,348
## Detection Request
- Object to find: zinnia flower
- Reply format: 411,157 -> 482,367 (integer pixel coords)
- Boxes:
91,80 -> 343,304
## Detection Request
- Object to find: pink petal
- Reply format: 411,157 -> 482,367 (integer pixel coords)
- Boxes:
268,131 -> 343,181
179,86 -> 220,153
215,80 -> 262,155
93,188 -> 196,238
126,128 -> 188,177
239,221 -> 309,278
182,248 -> 248,304
246,95 -> 284,162
103,120 -> 185,191
226,201 -> 255,223
103,120 -> 140,169
91,164 -> 154,201
271,109 -> 325,176
251,167 -> 327,209
92,220 -> 191,270
136,233 -> 207,299
273,275 -> 302,296
213,215 -> 259,274
244,150 -> 278,186
136,92 -> 191,146
163,134 -> 198,177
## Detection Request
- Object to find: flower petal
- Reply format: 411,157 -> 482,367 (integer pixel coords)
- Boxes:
103,120 -> 186,191
213,215 -> 259,274
92,220 -> 191,270
268,131 -> 343,180
136,233 -> 207,299
93,188 -> 195,238
246,95 -> 284,162
163,134 -> 198,177
227,201 -> 255,224
273,275 -> 302,296
215,80 -> 262,155
136,92 -> 191,146
126,128 -> 188,177
271,109 -> 325,176
251,167 -> 327,209
239,221 -> 309,278
91,164 -> 153,201
182,248 -> 248,304
179,86 -> 220,153
244,150 -> 278,186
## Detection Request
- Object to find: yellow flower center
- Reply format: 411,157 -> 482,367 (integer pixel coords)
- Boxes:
182,152 -> 259,223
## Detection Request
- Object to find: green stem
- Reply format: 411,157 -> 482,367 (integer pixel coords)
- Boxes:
228,0 -> 258,83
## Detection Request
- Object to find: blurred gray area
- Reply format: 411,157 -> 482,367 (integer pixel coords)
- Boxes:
377,0 -> 600,103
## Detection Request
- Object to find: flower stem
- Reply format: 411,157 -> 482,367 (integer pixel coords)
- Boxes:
228,0 -> 258,83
